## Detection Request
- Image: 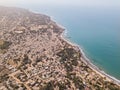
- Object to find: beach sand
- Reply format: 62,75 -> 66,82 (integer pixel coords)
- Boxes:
59,24 -> 120,86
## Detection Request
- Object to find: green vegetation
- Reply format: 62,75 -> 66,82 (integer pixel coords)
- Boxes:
66,72 -> 84,90
42,82 -> 54,90
57,47 -> 85,89
57,82 -> 67,90
0,74 -> 9,83
0,40 -> 12,50
57,47 -> 80,72
72,76 -> 84,90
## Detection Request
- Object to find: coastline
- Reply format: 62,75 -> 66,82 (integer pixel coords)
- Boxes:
58,23 -> 120,86
1,6 -> 120,89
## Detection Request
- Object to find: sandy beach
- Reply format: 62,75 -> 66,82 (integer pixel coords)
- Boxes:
1,6 -> 120,89
59,25 -> 120,86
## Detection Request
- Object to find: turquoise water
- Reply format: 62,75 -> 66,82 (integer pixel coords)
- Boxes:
18,5 -> 120,80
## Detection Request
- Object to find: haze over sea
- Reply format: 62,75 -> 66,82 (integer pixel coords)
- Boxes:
1,0 -> 120,80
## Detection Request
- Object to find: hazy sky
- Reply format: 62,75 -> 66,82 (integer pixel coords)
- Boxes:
0,0 -> 120,8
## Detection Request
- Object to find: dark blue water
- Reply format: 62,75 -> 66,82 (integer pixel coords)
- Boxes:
17,5 -> 120,80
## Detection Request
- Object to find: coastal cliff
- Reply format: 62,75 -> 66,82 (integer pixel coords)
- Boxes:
0,6 -> 120,90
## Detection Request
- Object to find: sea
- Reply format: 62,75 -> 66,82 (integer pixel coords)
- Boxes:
15,4 -> 120,80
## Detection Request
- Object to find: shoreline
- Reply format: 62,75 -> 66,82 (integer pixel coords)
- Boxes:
58,24 -> 120,86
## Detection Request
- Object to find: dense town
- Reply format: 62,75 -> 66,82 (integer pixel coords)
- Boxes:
0,6 -> 120,90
